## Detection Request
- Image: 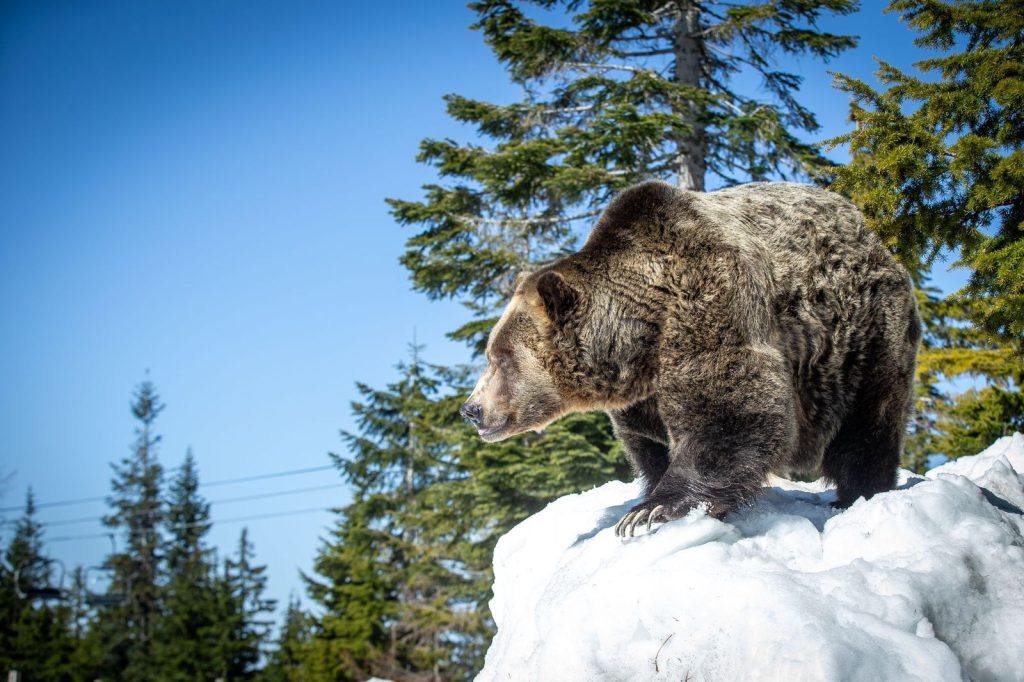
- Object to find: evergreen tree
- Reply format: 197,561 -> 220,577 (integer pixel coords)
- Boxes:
392,0 -> 860,353
3,490 -> 47,598
305,501 -> 396,680
382,0 -> 861,665
94,380 -> 166,679
66,566 -> 100,679
155,449 -> 219,680
0,489 -> 77,680
825,0 -> 1023,464
261,594 -> 313,682
387,0 -> 863,521
306,348 -> 486,681
211,528 -> 276,680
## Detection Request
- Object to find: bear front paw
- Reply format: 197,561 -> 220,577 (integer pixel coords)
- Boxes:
614,498 -> 690,537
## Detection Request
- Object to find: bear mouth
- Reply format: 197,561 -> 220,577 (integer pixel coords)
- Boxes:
477,417 -> 512,441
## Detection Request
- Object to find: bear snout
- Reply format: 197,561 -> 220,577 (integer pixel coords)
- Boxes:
460,401 -> 484,426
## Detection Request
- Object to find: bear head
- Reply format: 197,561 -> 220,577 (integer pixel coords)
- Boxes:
460,267 -> 658,442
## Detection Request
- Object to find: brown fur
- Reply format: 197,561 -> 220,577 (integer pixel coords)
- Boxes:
461,181 -> 921,535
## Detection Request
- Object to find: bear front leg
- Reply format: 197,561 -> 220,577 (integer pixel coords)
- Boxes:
615,345 -> 796,537
609,397 -> 670,496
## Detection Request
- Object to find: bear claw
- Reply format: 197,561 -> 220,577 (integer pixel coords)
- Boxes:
629,508 -> 650,536
615,503 -> 672,537
647,505 -> 664,533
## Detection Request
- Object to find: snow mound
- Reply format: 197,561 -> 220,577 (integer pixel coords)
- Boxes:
478,434 -> 1024,682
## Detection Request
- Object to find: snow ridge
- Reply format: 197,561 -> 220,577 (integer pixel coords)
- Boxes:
478,434 -> 1024,682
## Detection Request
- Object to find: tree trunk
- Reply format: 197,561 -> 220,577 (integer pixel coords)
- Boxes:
673,2 -> 706,191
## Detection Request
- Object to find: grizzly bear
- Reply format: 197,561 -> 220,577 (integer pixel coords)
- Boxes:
460,181 -> 921,537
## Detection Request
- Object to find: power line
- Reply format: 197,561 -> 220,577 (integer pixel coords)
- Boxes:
0,463 -> 337,514
206,482 -> 345,506
46,506 -> 335,544
201,464 -> 336,489
1,493 -> 108,514
16,483 -> 348,529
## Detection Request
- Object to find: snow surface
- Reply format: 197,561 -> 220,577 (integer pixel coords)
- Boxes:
478,434 -> 1024,682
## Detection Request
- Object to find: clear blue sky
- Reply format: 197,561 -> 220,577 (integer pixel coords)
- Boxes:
0,1 -> 962,618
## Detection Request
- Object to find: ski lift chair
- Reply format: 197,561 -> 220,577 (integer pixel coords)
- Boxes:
14,557 -> 68,602
83,564 -> 126,608
83,533 -> 127,608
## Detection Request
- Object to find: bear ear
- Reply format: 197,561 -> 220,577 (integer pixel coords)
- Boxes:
536,271 -> 577,324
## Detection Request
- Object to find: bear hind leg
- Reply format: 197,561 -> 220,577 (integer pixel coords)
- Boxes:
823,360 -> 913,509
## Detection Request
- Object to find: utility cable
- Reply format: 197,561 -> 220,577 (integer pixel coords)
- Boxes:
0,463 -> 337,514
25,482 -> 347,529
46,506 -> 334,543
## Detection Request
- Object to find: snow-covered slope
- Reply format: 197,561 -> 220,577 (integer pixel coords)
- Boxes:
478,434 -> 1024,682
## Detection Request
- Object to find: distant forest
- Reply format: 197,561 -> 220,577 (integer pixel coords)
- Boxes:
3,1 -> 1020,680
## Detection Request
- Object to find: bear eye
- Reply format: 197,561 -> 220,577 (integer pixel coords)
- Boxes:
491,350 -> 512,370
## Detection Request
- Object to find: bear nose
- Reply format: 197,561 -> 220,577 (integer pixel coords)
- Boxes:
460,401 -> 483,426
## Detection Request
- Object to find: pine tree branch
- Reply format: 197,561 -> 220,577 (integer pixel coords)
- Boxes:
705,39 -> 763,72
457,210 -> 601,226
564,62 -> 664,78
717,96 -> 747,116
612,31 -> 673,42
611,47 -> 675,57
537,104 -> 596,115
649,3 -> 679,21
